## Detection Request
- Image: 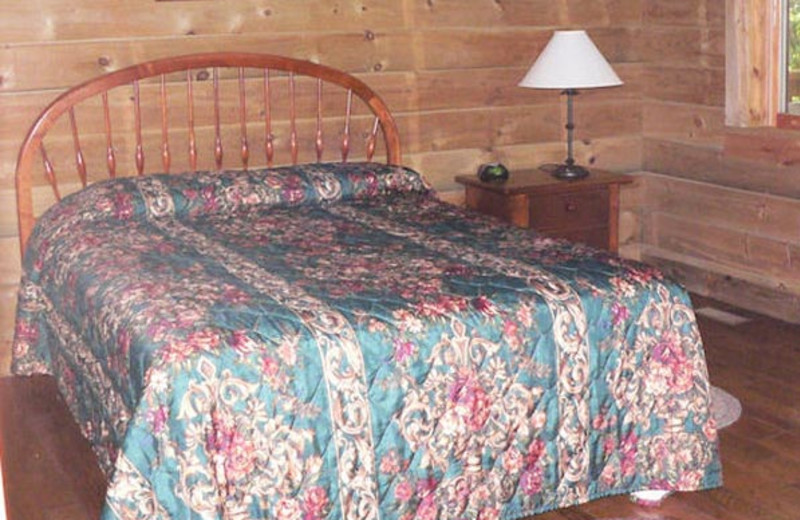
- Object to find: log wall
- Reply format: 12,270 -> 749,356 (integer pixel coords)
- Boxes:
7,0 -> 800,374
0,0 -> 643,374
641,0 -> 800,323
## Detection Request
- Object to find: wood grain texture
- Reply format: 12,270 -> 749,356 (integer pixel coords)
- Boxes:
0,2 -> 407,43
0,0 -> 773,399
0,284 -> 16,374
403,135 -> 643,194
649,213 -> 780,281
723,126 -> 800,166
646,255 -> 800,324
643,66 -> 725,106
0,0 -> 671,372
0,376 -> 107,520
640,26 -> 724,68
724,0 -> 781,127
411,0 -> 641,28
1,33 -> 418,91
644,172 -> 800,244
642,100 -> 724,145
643,137 -> 722,181
418,27 -> 641,71
14,52 -> 407,251
638,170 -> 800,322
3,103 -> 638,193
0,239 -> 20,285
645,137 -> 800,200
456,168 -> 632,252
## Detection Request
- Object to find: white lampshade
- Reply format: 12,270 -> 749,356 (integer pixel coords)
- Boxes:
518,30 -> 623,90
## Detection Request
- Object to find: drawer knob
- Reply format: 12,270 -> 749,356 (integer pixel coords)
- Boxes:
565,200 -> 577,212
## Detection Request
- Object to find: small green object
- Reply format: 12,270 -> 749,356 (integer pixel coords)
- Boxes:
477,162 -> 509,182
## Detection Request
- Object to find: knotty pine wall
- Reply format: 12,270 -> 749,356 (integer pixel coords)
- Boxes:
640,0 -> 800,323
0,0 -> 644,374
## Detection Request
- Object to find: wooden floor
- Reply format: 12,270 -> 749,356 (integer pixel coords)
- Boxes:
1,295 -> 799,519
0,376 -> 106,520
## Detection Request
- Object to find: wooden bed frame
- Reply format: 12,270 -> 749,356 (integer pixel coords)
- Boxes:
11,54 -> 722,520
15,52 -> 402,256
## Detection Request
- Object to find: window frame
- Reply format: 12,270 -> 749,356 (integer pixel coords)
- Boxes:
725,0 -> 782,127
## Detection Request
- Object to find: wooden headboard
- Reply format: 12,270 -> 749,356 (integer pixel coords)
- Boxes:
15,52 -> 402,255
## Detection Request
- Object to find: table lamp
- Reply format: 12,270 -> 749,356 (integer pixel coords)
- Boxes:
519,30 -> 623,180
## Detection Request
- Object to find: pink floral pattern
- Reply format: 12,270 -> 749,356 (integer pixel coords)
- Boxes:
12,163 -> 721,519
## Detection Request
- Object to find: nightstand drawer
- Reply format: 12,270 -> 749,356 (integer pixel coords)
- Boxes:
464,187 -> 527,225
528,188 -> 609,231
455,169 -> 632,252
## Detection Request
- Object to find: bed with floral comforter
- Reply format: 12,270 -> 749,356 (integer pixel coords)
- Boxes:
12,163 -> 721,519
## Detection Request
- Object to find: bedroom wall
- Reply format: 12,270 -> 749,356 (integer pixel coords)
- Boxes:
640,0 -> 800,323
0,0 -> 643,375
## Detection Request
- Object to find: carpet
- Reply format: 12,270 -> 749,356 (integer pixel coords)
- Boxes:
711,385 -> 742,429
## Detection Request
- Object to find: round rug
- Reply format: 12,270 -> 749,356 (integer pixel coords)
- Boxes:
711,385 -> 742,429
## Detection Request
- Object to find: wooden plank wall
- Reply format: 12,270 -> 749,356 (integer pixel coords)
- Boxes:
641,0 -> 800,323
0,0 -> 644,375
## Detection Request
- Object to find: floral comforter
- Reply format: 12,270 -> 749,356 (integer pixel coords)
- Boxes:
13,163 -> 721,519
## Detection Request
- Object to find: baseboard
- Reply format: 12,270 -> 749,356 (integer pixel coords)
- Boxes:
643,254 -> 800,325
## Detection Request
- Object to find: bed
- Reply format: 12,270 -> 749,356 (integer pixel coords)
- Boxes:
11,52 -> 721,519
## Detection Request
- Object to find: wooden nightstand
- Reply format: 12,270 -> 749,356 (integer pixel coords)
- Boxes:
455,168 -> 633,252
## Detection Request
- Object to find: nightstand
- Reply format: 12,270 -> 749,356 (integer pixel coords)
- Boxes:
455,168 -> 633,252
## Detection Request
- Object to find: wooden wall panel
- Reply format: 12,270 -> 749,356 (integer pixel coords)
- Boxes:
650,213 -> 773,279
643,67 -> 725,106
706,0 -> 726,28
562,0 -> 642,26
643,254 -> 800,324
639,169 -> 800,322
408,135 -> 642,196
0,284 -> 15,374
0,0 -> 644,375
0,64 -> 641,161
640,27 -> 724,67
0,191 -> 17,237
725,0 -> 781,127
642,138 -> 721,180
0,2 -> 407,43
411,0 -> 567,27
645,137 -> 800,203
4,100 -> 638,197
411,0 -> 641,28
583,135 -> 643,172
417,27 -> 641,71
575,101 -> 642,138
1,33 -> 418,92
642,101 -> 724,145
642,0 -> 706,26
645,173 -> 800,244
642,174 -> 800,278
415,64 -> 643,111
637,0 -> 800,322
723,127 -> 800,166
0,238 -> 20,286
649,135 -> 800,201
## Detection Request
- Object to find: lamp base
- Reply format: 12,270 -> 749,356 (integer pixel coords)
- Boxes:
552,163 -> 590,180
